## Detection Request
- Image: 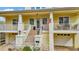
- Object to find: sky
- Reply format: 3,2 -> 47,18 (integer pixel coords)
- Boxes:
0,7 -> 25,11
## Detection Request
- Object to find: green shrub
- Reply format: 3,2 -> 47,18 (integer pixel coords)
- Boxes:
23,46 -> 32,51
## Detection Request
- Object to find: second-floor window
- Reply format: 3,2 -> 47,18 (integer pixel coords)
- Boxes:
36,7 -> 40,9
42,18 -> 47,24
59,17 -> 69,25
31,7 -> 35,10
13,19 -> 18,25
30,18 -> 34,25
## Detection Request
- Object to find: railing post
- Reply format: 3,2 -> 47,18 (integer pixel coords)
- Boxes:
49,12 -> 54,51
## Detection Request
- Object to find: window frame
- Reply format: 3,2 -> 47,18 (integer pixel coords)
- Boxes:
42,18 -> 47,24
29,18 -> 34,25
12,19 -> 18,25
58,16 -> 70,25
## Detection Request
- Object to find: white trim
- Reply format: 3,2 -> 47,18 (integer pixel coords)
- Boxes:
34,19 -> 37,26
42,31 -> 49,32
28,18 -> 36,26
0,31 -> 18,33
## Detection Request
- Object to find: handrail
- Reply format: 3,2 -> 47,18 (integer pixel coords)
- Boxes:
22,24 -> 32,47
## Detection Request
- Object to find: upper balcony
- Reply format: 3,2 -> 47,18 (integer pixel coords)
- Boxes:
54,23 -> 79,33
0,24 -> 18,32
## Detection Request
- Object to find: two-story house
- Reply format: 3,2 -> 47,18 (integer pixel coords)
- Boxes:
0,7 -> 79,51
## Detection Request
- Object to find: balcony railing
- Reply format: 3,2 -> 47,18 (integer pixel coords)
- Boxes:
54,23 -> 79,31
0,24 -> 17,31
42,24 -> 49,31
24,24 -> 31,31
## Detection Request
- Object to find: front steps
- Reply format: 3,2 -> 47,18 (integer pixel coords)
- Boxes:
24,29 -> 36,47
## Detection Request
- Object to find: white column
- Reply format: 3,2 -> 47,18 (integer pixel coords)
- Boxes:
49,12 -> 54,51
16,14 -> 25,48
18,14 -> 23,34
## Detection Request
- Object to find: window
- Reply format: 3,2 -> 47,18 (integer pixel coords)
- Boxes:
13,19 -> 18,25
59,17 -> 63,24
42,18 -> 47,24
30,18 -> 34,25
41,7 -> 45,9
59,17 -> 69,25
31,7 -> 35,10
36,7 -> 40,9
64,17 -> 69,24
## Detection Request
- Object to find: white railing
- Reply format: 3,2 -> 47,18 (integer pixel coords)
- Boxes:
24,24 -> 32,39
24,24 -> 29,31
0,24 -> 17,31
22,24 -> 32,47
42,24 -> 49,31
0,24 -> 31,31
54,23 -> 79,31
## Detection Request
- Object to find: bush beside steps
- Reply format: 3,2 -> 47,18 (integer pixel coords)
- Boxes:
23,46 -> 32,51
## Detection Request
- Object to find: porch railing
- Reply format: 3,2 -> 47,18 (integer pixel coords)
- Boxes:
54,23 -> 79,31
0,24 -> 17,31
24,24 -> 31,31
0,24 -> 31,31
42,24 -> 49,31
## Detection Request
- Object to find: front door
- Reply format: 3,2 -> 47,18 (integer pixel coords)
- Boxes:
36,19 -> 41,35
36,20 -> 40,29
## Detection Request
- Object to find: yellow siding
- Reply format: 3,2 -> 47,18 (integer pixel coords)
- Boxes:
74,34 -> 79,48
6,16 -> 18,30
22,15 -> 49,29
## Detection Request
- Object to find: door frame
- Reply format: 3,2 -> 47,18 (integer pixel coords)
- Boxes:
35,19 -> 42,30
